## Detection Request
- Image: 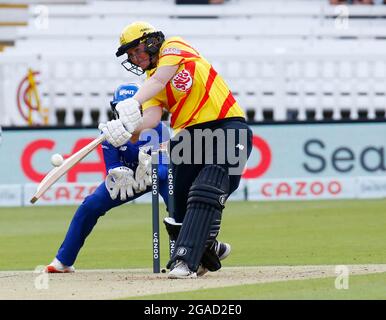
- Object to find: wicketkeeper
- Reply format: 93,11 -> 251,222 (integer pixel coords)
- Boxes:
45,83 -> 171,273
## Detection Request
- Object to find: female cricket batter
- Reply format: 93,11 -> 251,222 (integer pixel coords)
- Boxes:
99,22 -> 252,279
45,83 -> 170,272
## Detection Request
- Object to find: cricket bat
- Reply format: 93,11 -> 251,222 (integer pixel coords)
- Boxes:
30,134 -> 106,204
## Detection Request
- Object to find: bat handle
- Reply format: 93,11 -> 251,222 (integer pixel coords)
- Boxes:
97,134 -> 106,143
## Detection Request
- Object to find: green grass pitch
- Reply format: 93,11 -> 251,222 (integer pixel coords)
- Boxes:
0,199 -> 385,299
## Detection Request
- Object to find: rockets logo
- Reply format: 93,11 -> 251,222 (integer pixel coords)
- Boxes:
171,69 -> 193,92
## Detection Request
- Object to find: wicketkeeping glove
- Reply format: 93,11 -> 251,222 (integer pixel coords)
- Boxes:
105,166 -> 138,201
135,148 -> 152,192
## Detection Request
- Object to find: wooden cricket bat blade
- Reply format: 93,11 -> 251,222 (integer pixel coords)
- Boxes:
29,134 -> 105,204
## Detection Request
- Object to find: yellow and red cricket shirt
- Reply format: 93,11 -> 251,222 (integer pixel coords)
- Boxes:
142,36 -> 245,131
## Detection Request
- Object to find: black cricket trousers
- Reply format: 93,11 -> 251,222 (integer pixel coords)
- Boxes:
169,117 -> 253,223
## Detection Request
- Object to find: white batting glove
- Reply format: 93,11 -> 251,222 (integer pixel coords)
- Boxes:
105,166 -> 138,201
135,148 -> 152,192
115,98 -> 143,132
98,120 -> 132,148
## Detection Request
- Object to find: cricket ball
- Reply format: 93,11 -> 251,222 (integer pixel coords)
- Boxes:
51,153 -> 64,167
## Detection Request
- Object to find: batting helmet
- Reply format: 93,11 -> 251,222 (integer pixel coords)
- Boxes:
116,21 -> 165,75
110,83 -> 140,119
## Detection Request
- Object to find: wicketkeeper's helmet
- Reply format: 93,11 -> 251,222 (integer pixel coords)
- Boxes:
116,21 -> 165,76
110,83 -> 140,119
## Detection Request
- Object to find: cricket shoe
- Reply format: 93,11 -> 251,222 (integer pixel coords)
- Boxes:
44,258 -> 75,273
197,241 -> 231,277
168,261 -> 197,279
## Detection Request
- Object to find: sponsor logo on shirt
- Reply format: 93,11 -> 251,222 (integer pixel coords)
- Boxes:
171,69 -> 193,92
162,47 -> 181,56
119,89 -> 136,96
